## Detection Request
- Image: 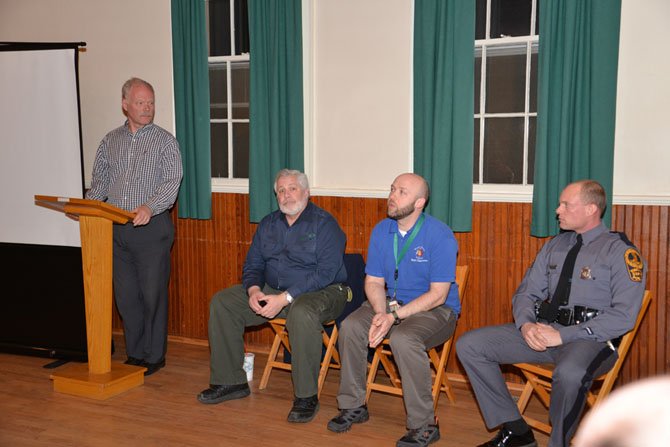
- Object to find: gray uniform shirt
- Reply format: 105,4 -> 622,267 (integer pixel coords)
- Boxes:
512,222 -> 646,344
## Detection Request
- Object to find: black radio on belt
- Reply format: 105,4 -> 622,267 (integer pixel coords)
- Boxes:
535,300 -> 599,326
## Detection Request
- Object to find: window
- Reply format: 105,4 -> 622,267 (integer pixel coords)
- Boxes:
474,0 -> 538,186
207,0 -> 250,183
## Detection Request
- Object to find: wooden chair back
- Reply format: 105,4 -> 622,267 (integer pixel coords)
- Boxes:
514,290 -> 653,434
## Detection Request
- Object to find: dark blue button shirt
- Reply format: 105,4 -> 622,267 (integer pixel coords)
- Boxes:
242,202 -> 347,298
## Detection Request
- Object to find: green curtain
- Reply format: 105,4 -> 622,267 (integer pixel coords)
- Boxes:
531,0 -> 621,236
248,0 -> 304,222
171,0 -> 212,219
413,0 -> 475,232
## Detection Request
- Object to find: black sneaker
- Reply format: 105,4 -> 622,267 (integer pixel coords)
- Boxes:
287,395 -> 319,423
477,427 -> 537,447
396,422 -> 440,447
327,405 -> 370,433
197,383 -> 250,404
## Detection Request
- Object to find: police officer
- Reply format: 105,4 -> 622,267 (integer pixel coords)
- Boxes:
456,180 -> 646,447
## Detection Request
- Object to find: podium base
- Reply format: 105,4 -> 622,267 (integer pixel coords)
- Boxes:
50,362 -> 146,400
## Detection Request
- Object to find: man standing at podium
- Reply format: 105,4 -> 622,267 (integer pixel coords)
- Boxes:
86,77 -> 183,376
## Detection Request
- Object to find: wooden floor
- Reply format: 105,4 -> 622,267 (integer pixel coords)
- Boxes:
0,336 -> 549,447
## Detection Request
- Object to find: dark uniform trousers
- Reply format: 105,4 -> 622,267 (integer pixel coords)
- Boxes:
208,283 -> 348,398
456,323 -> 618,447
113,211 -> 174,364
337,301 -> 457,429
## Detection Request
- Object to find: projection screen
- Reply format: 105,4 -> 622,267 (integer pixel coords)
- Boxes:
0,43 -> 84,247
0,42 -> 88,361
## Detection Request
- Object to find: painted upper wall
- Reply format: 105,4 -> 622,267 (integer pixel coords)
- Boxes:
0,0 -> 666,203
308,0 -> 413,194
613,0 -> 670,203
0,0 -> 175,184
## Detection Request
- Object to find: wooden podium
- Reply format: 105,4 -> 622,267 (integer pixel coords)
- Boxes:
34,195 -> 146,399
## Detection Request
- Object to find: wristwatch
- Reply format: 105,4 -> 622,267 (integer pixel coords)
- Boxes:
391,310 -> 401,325
284,291 -> 294,304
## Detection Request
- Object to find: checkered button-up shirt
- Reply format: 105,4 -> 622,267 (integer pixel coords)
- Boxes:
87,122 -> 183,215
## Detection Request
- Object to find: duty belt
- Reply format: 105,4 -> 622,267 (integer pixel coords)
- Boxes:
535,301 -> 599,326
535,302 -> 622,348
554,305 -> 599,326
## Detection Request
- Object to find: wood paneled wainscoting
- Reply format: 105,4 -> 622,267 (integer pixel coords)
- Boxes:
112,194 -> 669,385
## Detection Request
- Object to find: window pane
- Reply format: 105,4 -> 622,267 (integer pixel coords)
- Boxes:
483,117 -> 524,184
486,47 -> 526,113
211,122 -> 229,178
233,123 -> 249,178
231,62 -> 250,119
490,0 -> 532,38
474,53 -> 481,114
474,118 -> 480,183
527,116 -> 536,184
209,0 -> 232,56
208,0 -> 249,56
234,0 -> 250,55
529,47 -> 538,113
475,0 -> 487,39
210,63 -> 228,119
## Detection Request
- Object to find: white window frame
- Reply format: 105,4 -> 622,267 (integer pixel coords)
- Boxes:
209,0 -> 541,200
207,0 -> 250,192
472,0 -> 537,202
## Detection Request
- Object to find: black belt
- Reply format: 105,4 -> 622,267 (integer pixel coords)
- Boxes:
555,305 -> 599,326
535,302 -> 622,348
536,301 -> 600,326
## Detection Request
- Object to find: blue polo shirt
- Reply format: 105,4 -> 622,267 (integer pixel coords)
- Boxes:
365,214 -> 460,314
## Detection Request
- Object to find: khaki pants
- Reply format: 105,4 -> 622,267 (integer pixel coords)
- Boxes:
336,301 -> 457,428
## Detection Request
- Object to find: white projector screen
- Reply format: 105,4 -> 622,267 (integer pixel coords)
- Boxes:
0,45 -> 84,247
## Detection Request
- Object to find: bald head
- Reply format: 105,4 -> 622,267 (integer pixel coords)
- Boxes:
394,173 -> 430,205
387,173 -> 430,225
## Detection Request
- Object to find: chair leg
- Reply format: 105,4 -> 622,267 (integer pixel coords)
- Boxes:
317,326 -> 338,397
379,348 -> 401,388
429,341 -> 454,410
516,371 -> 552,435
259,331 -> 284,390
516,381 -> 534,413
365,346 -> 384,403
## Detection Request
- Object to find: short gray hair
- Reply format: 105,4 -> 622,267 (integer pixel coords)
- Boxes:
122,77 -> 154,99
274,169 -> 309,192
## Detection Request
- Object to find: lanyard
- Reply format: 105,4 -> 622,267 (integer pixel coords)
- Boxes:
392,214 -> 425,299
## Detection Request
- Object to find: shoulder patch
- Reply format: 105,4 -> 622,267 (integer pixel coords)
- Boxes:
624,248 -> 644,282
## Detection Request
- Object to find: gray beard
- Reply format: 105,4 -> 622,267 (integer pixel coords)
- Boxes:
280,200 -> 307,217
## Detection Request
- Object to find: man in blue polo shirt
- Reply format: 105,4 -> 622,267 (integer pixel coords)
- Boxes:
197,169 -> 349,424
327,173 -> 460,447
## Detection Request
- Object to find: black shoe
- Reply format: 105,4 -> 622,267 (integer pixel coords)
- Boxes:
327,405 -> 370,433
143,359 -> 165,376
396,422 -> 440,447
287,395 -> 319,423
124,357 -> 144,366
197,383 -> 250,404
477,428 -> 537,447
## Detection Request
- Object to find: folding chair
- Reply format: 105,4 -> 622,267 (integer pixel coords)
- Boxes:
258,253 -> 366,397
365,265 -> 470,410
514,290 -> 653,434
